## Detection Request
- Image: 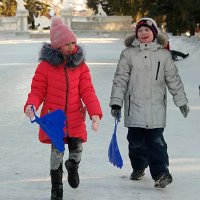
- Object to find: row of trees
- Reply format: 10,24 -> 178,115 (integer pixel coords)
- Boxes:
0,0 -> 50,17
0,0 -> 17,16
0,0 -> 50,29
87,0 -> 200,35
0,0 -> 200,35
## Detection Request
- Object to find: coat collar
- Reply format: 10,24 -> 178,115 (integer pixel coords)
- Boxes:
124,32 -> 168,51
131,38 -> 159,51
39,43 -> 85,68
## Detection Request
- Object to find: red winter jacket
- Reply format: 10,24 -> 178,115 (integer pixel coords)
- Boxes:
24,44 -> 103,144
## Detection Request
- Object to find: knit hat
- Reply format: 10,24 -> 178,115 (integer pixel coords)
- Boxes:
50,16 -> 77,49
135,18 -> 158,39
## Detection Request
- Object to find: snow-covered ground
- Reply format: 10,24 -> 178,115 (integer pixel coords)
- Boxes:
0,33 -> 200,200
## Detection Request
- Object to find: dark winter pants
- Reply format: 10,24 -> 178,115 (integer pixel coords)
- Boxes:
50,137 -> 83,170
170,50 -> 186,61
127,127 -> 169,180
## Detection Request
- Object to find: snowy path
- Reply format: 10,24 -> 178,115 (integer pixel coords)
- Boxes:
0,35 -> 200,200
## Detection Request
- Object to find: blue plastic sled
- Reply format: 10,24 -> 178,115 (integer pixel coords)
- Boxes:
108,115 -> 123,169
30,107 -> 66,153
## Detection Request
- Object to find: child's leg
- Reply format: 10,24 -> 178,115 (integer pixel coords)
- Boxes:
50,145 -> 64,200
146,128 -> 169,178
171,50 -> 189,60
65,137 -> 83,188
146,128 -> 172,188
67,137 -> 83,164
50,145 -> 64,170
127,127 -> 148,179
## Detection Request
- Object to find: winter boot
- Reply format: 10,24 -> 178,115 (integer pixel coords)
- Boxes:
183,53 -> 189,59
130,169 -> 145,180
65,159 -> 79,189
154,172 -> 173,188
51,166 -> 63,200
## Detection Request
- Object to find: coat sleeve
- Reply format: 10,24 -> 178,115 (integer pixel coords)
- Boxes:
164,52 -> 188,107
109,49 -> 131,107
24,62 -> 48,111
79,63 -> 103,119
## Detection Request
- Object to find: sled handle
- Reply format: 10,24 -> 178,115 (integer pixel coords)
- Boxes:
30,105 -> 38,123
114,111 -> 120,132
115,111 -> 120,124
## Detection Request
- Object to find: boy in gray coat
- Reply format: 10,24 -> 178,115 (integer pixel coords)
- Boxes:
109,18 -> 189,188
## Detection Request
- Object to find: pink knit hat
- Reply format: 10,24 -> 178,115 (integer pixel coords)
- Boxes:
50,16 -> 77,49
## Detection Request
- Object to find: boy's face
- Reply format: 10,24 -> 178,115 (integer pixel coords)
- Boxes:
59,42 -> 76,55
137,26 -> 154,43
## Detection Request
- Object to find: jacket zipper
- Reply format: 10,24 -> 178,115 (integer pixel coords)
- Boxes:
64,66 -> 68,134
156,61 -> 160,80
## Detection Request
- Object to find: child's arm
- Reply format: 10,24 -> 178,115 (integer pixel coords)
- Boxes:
24,62 -> 48,112
164,53 -> 189,117
164,54 -> 188,107
110,50 -> 131,107
79,63 -> 103,120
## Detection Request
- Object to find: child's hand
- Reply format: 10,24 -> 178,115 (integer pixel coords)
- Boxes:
111,105 -> 121,121
92,115 -> 100,132
25,105 -> 36,118
179,104 -> 190,118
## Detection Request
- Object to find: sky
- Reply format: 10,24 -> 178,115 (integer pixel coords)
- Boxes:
0,33 -> 200,200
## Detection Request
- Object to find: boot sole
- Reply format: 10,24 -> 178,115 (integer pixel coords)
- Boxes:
130,173 -> 145,180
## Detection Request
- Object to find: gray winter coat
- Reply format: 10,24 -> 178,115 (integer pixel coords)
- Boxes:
110,33 -> 188,128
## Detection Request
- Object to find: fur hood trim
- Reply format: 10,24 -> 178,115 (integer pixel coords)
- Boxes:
66,45 -> 85,68
124,32 -> 168,48
39,43 -> 85,68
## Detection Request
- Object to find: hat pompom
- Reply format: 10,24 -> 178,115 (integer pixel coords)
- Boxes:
51,16 -> 64,27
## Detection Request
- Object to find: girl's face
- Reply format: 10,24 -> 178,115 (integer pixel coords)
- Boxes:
137,26 -> 154,43
59,42 -> 76,55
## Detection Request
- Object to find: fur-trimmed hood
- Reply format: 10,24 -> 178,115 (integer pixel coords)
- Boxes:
39,43 -> 85,68
124,32 -> 168,48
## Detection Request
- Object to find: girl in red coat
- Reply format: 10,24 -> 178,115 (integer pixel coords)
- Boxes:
24,16 -> 103,200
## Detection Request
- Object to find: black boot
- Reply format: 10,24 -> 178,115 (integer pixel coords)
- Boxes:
130,169 -> 145,180
154,172 -> 173,188
65,159 -> 79,189
51,165 -> 63,200
183,53 -> 189,59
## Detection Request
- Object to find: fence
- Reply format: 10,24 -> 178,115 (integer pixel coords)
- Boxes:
0,15 -> 132,35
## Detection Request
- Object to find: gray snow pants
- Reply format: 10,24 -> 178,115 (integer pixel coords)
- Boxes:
50,137 -> 83,170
